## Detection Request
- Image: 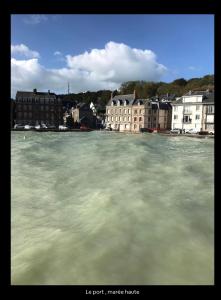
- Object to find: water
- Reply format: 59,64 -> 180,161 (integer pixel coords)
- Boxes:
11,131 -> 214,285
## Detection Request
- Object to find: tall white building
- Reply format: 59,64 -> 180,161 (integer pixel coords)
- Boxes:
171,90 -> 214,132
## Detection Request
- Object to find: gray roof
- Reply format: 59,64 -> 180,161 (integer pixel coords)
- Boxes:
107,94 -> 135,106
159,94 -> 176,101
159,102 -> 172,110
202,92 -> 214,103
16,90 -> 56,99
133,99 -> 150,105
76,102 -> 91,110
173,91 -> 214,104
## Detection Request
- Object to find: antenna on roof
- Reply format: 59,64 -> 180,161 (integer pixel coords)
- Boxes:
68,82 -> 70,94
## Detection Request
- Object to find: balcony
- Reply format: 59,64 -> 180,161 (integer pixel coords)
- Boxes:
183,118 -> 192,124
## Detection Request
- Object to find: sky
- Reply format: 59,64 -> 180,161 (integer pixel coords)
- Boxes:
11,14 -> 214,97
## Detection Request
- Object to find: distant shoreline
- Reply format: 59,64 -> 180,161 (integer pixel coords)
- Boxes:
11,129 -> 214,138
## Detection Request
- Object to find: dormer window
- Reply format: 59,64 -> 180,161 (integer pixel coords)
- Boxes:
117,100 -> 122,106
124,100 -> 129,106
111,100 -> 116,106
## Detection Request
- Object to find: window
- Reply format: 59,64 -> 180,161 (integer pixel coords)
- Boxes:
183,115 -> 192,123
128,116 -> 130,121
174,106 -> 178,111
196,105 -> 201,111
125,124 -> 127,129
148,109 -> 151,114
124,116 -> 127,121
115,116 -> 118,121
174,115 -> 178,120
207,105 -> 214,114
134,117 -> 137,122
107,109 -> 110,114
111,116 -> 113,121
128,109 -> 131,114
139,109 -> 142,114
111,109 -> 113,114
148,117 -> 151,122
195,115 -> 200,120
139,117 -> 142,122
134,110 -> 137,114
134,124 -> 137,129
124,109 -> 127,114
119,116 -> 121,121
119,109 -> 121,114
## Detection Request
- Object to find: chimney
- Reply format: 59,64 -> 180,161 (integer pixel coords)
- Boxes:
33,88 -> 37,93
134,89 -> 136,99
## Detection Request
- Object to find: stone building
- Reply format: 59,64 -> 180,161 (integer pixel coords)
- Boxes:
105,91 -> 136,131
14,89 -> 63,127
105,91 -> 172,132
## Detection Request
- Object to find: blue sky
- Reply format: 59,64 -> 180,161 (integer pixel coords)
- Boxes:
11,14 -> 214,96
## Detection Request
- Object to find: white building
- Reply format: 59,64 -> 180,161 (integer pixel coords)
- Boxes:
171,90 -> 214,132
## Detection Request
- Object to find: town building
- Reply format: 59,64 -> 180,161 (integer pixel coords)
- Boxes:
14,89 -> 63,127
71,102 -> 95,128
105,91 -> 172,132
105,91 -> 136,131
171,90 -> 214,132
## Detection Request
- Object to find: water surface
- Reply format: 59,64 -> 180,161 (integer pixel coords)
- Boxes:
11,131 -> 214,285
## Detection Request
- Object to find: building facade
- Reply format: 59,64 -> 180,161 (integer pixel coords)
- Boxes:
171,90 -> 214,132
105,92 -> 136,131
105,91 -> 172,132
14,89 -> 63,127
71,103 -> 94,127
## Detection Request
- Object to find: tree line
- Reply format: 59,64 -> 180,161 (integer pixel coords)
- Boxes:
59,74 -> 214,110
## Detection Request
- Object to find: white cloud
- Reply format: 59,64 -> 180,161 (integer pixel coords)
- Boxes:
188,66 -> 202,71
66,41 -> 167,83
54,51 -> 62,56
23,14 -> 48,25
11,44 -> 40,58
11,41 -> 167,98
188,66 -> 197,71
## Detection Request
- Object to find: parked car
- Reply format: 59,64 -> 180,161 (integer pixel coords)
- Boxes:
185,128 -> 199,134
24,125 -> 34,130
59,125 -> 68,130
208,129 -> 214,135
14,124 -> 24,129
41,124 -> 47,129
170,128 -> 181,134
35,125 -> 41,130
80,126 -> 93,131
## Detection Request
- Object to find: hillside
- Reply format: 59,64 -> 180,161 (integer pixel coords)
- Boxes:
58,74 -> 214,110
